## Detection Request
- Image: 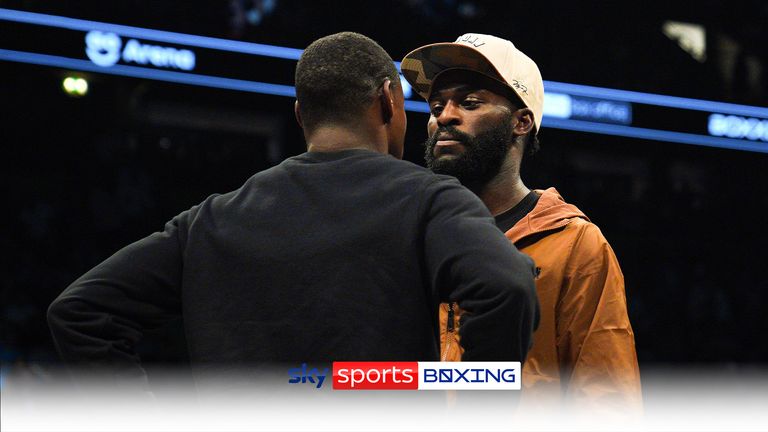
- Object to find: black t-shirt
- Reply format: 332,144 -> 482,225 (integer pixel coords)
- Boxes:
495,190 -> 541,233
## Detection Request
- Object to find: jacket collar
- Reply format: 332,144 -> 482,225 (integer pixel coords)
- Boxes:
505,187 -> 589,244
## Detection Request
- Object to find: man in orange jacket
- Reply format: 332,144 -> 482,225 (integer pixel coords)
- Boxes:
401,33 -> 642,413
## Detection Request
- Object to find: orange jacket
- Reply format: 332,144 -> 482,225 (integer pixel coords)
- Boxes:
440,188 -> 642,412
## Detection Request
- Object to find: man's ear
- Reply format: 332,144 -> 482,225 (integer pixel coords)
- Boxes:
380,79 -> 394,125
294,100 -> 304,129
513,108 -> 535,136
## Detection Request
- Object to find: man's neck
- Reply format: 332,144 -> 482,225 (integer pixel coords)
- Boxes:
306,126 -> 384,154
477,173 -> 530,217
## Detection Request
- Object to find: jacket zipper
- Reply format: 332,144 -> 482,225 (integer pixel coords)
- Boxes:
441,302 -> 456,361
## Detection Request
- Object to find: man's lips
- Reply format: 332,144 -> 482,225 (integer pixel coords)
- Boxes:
433,137 -> 464,157
436,139 -> 463,147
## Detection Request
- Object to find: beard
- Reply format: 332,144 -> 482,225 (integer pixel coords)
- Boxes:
423,113 -> 514,193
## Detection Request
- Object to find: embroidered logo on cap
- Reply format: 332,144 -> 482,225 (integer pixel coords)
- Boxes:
511,79 -> 529,95
456,34 -> 485,48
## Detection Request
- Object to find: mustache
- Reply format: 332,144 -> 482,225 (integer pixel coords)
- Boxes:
426,126 -> 473,146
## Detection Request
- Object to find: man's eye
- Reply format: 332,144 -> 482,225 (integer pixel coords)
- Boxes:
430,104 -> 444,116
462,99 -> 480,108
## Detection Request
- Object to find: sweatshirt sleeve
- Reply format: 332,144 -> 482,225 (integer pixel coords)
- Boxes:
47,211 -> 188,381
421,178 -> 539,362
556,223 -> 642,412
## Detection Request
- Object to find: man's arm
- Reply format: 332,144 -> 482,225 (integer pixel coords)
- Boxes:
47,213 -> 188,381
422,178 -> 539,362
556,222 -> 642,410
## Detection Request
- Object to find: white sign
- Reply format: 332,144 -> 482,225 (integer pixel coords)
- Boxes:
708,114 -> 768,142
85,30 -> 195,71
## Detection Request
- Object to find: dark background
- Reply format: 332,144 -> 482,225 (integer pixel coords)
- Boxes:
2,0 -> 768,377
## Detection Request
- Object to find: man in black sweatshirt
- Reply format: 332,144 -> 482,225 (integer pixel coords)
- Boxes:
47,32 -> 538,382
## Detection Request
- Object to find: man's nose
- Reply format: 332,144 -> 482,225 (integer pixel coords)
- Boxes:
436,101 -> 462,127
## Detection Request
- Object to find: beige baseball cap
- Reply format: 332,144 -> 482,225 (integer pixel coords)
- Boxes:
401,33 -> 544,134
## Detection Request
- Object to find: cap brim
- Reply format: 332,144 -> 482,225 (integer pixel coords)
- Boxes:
401,42 -> 507,100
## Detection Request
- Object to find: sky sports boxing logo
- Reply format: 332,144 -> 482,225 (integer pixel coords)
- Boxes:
288,362 -> 520,390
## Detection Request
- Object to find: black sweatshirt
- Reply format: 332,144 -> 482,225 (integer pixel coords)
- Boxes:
48,149 -> 538,379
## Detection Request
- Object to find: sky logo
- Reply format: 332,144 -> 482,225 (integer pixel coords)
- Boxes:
288,363 -> 329,389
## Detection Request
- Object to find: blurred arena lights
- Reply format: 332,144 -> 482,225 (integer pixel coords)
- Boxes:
1,7 -> 768,153
662,21 -> 707,63
61,75 -> 88,96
